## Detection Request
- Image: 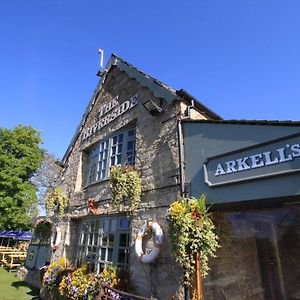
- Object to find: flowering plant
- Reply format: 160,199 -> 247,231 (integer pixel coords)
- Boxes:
59,267 -> 95,300
168,194 -> 220,284
43,257 -> 69,289
95,264 -> 134,300
109,165 -> 142,214
96,264 -> 120,288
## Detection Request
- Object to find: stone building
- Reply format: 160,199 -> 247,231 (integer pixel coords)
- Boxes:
49,54 -> 300,300
52,54 -> 220,299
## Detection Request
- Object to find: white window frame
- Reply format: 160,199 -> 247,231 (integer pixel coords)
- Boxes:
86,128 -> 136,185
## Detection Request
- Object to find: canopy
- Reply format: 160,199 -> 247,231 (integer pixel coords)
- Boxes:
0,230 -> 32,240
17,231 -> 32,241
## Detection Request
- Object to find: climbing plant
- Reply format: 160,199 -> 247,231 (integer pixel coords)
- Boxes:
109,165 -> 142,214
45,187 -> 68,219
168,194 -> 220,284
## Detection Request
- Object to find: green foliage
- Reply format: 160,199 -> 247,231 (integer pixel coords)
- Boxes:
168,195 -> 220,284
0,125 -> 44,230
109,165 -> 142,214
45,187 -> 68,219
34,220 -> 52,243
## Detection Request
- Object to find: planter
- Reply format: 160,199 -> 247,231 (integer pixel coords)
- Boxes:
40,287 -> 66,300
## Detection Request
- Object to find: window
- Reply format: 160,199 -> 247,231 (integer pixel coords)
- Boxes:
76,216 -> 130,273
204,206 -> 300,300
86,128 -> 136,185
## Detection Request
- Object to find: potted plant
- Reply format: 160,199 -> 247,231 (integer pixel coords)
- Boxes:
109,165 -> 142,214
168,194 -> 220,284
45,187 -> 68,219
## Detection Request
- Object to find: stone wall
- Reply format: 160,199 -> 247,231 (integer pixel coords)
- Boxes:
54,66 -> 208,299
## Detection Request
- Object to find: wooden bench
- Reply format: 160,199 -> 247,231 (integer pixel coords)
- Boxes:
0,250 -> 26,266
6,253 -> 27,270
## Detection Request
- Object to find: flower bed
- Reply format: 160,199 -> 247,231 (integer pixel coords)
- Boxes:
42,260 -> 152,300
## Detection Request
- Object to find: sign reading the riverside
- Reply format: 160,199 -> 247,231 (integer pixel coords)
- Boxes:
82,94 -> 139,141
204,132 -> 300,187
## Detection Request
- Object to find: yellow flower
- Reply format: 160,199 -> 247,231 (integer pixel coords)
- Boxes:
170,201 -> 185,219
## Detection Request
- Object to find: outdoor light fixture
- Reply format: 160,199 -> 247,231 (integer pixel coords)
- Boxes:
143,99 -> 163,116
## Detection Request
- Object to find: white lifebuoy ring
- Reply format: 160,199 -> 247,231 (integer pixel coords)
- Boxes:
51,227 -> 62,248
135,221 -> 163,263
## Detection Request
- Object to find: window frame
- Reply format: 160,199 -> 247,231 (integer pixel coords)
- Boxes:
76,215 -> 131,273
85,128 -> 136,186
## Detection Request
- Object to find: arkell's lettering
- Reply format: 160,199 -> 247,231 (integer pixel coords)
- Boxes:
215,143 -> 300,176
81,94 -> 139,141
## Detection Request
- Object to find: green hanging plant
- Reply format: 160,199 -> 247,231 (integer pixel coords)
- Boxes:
45,187 -> 68,219
34,220 -> 52,243
109,165 -> 142,214
168,194 -> 220,285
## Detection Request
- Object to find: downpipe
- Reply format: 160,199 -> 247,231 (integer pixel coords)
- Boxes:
177,119 -> 191,300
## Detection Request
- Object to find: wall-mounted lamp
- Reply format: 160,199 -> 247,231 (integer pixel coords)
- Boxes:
143,99 -> 163,116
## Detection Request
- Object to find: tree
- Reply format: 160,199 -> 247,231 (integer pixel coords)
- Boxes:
0,125 -> 44,230
32,152 -> 62,213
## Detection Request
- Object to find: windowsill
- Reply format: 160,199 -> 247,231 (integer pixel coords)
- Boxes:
82,178 -> 110,190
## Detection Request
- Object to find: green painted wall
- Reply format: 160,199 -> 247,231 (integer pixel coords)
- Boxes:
183,122 -> 300,204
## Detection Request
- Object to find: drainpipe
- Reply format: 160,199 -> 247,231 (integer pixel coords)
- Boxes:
177,119 -> 186,198
177,119 -> 190,300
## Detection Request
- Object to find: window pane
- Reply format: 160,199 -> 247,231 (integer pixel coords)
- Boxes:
117,155 -> 121,164
100,248 -> 106,260
127,140 -> 134,150
109,234 -> 115,247
118,249 -> 126,263
102,234 -> 108,246
112,146 -> 116,155
91,222 -> 95,232
204,207 -> 300,300
93,234 -> 99,245
119,233 -> 128,247
128,129 -> 134,137
110,219 -> 116,231
89,234 -> 93,244
119,218 -> 129,229
108,249 -> 113,262
103,220 -> 109,232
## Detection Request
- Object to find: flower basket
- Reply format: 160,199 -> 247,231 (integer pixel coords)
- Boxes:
168,194 -> 220,285
109,165 -> 142,214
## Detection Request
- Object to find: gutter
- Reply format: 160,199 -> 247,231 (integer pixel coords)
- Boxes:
176,89 -> 222,120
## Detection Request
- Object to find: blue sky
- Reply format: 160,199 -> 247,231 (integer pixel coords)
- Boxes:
1,0 -> 299,158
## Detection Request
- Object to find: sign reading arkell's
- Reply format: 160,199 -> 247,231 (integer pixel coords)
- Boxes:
204,132 -> 300,187
81,94 -> 139,141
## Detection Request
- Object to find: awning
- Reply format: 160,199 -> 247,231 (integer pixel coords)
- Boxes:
0,230 -> 32,240
17,231 -> 32,241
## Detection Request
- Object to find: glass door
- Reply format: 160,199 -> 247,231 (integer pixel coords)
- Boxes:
204,205 -> 300,300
